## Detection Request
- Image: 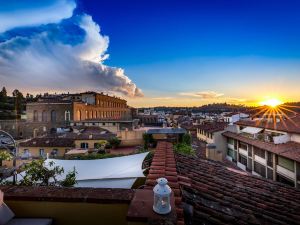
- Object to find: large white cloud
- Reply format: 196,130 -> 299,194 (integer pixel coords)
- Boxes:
0,0 -> 76,33
0,13 -> 143,97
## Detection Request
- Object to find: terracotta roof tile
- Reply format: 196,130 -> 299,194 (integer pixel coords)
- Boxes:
176,153 -> 300,225
145,141 -> 185,225
196,122 -> 228,133
19,138 -> 75,148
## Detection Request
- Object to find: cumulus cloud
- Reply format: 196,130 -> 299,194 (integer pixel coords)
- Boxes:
179,91 -> 224,99
0,12 -> 143,97
0,0 -> 76,33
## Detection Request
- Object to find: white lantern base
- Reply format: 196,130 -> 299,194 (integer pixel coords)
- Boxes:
153,205 -> 172,215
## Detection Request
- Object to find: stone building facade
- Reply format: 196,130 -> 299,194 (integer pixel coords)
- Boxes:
0,92 -> 134,138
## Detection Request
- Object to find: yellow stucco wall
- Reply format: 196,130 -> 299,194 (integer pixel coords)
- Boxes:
117,130 -> 144,146
18,147 -> 70,157
74,140 -> 107,149
6,200 -> 130,225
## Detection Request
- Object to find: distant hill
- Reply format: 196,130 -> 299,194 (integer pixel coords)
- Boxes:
197,103 -> 250,113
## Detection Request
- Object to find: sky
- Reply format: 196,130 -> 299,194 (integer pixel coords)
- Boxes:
0,0 -> 300,107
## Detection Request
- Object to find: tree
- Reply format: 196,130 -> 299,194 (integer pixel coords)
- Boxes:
12,89 -> 24,115
108,137 -> 121,148
0,151 -> 13,167
182,133 -> 192,145
95,140 -> 107,149
143,133 -> 150,149
143,133 -> 156,149
174,143 -> 195,155
0,87 -> 7,103
26,93 -> 34,100
19,160 -> 77,187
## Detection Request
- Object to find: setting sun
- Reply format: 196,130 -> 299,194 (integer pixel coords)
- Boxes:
260,98 -> 283,108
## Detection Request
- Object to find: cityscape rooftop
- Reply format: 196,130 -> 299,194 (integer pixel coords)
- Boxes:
1,1 -> 300,225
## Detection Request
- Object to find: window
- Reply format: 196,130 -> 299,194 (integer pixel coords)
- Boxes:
51,149 -> 58,156
267,168 -> 273,180
254,162 -> 266,177
233,150 -> 237,162
239,154 -> 247,166
65,110 -> 71,121
80,143 -> 89,149
297,162 -> 300,181
234,140 -> 238,150
277,174 -> 294,187
33,110 -> 38,121
248,147 -> 252,157
228,138 -> 234,145
248,158 -> 253,170
239,142 -> 247,150
278,156 -> 294,172
254,147 -> 265,159
42,110 -> 47,122
51,110 -> 56,122
77,110 -> 81,121
267,152 -> 273,167
227,148 -> 234,158
39,149 -> 45,157
22,149 -> 31,159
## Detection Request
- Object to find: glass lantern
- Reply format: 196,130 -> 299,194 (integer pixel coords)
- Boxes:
153,177 -> 172,214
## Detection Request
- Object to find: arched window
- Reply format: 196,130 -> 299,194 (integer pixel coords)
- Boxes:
51,110 -> 56,122
65,110 -> 71,121
85,110 -> 88,119
33,110 -> 38,121
42,110 -> 47,122
77,110 -> 81,121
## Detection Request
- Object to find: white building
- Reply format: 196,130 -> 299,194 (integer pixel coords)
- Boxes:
223,116 -> 300,189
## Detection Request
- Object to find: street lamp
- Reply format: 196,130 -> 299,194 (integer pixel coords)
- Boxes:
153,177 -> 172,215
0,130 -> 17,184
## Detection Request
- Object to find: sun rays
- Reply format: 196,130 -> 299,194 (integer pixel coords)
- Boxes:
248,101 -> 300,130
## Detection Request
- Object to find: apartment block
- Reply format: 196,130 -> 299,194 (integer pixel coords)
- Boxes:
196,122 -> 228,156
223,116 -> 300,188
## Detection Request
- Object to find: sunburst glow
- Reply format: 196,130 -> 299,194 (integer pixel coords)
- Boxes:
260,98 -> 283,108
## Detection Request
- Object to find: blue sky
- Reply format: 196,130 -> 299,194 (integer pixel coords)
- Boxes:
0,0 -> 300,106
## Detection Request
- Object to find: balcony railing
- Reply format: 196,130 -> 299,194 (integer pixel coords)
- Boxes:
240,132 -> 289,145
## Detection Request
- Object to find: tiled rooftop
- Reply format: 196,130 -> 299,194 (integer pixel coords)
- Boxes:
146,142 -> 184,225
223,131 -> 300,162
127,141 -> 184,225
196,122 -> 228,133
236,115 -> 300,134
176,153 -> 300,225
19,138 -> 75,148
1,186 -> 134,203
